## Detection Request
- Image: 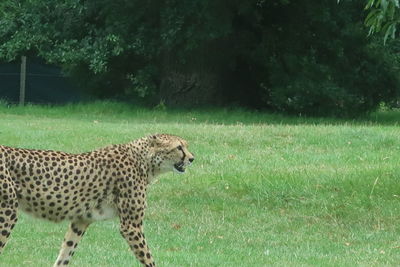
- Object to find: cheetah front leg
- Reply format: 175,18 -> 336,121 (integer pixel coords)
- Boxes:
53,221 -> 90,266
117,197 -> 155,267
0,174 -> 18,255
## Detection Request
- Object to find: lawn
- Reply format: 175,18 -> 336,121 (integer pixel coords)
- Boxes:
0,101 -> 400,266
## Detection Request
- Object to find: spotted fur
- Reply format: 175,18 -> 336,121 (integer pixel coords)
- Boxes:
0,134 -> 194,266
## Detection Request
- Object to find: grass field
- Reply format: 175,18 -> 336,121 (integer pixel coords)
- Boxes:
1,101 -> 400,266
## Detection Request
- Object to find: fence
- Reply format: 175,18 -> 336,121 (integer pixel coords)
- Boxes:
0,57 -> 83,105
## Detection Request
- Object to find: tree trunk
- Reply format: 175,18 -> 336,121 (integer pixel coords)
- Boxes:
159,41 -> 228,107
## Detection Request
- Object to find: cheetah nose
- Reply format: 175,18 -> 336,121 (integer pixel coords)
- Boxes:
189,157 -> 194,163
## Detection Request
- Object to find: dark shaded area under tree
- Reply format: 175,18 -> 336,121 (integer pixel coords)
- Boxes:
0,0 -> 399,116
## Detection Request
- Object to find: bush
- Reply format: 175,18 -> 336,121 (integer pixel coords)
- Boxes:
263,46 -> 399,117
248,0 -> 400,116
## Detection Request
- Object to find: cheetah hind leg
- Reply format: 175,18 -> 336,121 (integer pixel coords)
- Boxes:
53,221 -> 90,266
0,175 -> 18,255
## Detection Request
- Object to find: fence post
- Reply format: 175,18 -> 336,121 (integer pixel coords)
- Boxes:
19,55 -> 27,106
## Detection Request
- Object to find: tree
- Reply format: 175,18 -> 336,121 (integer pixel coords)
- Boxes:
1,0 -> 399,116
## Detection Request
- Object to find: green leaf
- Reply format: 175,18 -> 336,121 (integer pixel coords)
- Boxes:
365,0 -> 376,10
382,22 -> 394,43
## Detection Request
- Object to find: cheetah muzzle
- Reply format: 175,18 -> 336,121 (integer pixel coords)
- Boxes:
0,134 -> 194,267
174,162 -> 185,173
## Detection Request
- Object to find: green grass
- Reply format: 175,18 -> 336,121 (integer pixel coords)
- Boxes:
1,101 -> 400,266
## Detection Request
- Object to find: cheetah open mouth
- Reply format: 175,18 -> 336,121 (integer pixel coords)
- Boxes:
174,162 -> 185,173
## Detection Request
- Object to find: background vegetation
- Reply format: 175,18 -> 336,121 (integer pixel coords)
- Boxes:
0,102 -> 400,266
1,0 -> 400,116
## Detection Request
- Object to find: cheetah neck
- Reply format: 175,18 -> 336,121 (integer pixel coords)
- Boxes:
128,137 -> 158,183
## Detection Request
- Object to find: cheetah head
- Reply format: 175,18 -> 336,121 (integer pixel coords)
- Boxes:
148,134 -> 194,175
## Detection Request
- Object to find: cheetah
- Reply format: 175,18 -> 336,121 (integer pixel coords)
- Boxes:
0,134 -> 194,267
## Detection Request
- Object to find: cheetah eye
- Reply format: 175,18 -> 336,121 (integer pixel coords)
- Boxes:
177,145 -> 183,151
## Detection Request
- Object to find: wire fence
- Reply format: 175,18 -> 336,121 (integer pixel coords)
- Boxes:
0,58 -> 82,104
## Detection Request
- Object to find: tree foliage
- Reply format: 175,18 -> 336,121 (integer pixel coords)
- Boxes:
0,0 -> 399,116
361,0 -> 400,43
338,0 -> 400,43
258,0 -> 399,116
